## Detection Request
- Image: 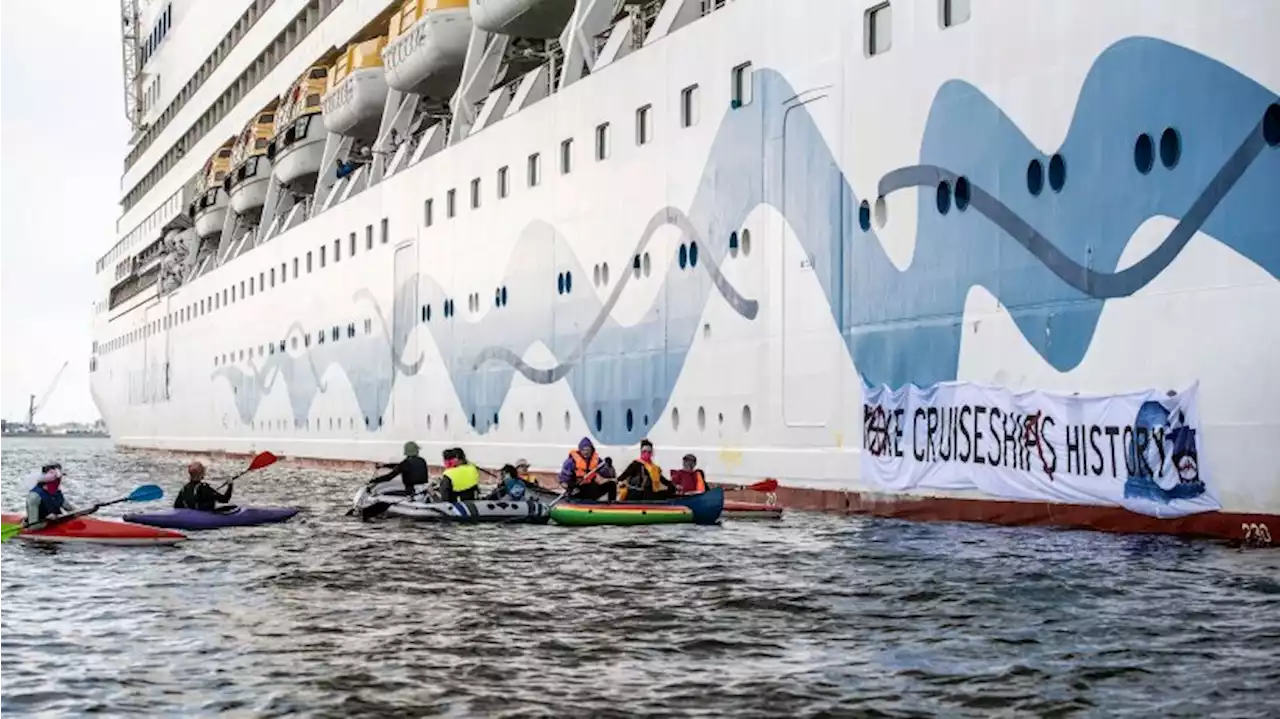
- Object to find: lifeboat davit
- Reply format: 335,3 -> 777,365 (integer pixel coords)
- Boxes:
225,109 -> 275,213
322,37 -> 390,139
270,67 -> 328,185
383,0 -> 472,98
470,0 -> 575,39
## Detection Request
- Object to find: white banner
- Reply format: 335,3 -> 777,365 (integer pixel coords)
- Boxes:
861,381 -> 1218,519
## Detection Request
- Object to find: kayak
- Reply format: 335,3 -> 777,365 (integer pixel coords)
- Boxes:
558,487 -> 725,526
122,506 -> 299,530
724,500 -> 784,520
352,482 -> 550,523
0,512 -> 187,546
551,503 -> 693,526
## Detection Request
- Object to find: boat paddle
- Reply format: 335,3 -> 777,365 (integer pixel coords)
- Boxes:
214,451 -> 280,492
1,484 -> 165,542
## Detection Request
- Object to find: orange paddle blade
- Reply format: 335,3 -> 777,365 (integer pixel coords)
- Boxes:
247,451 -> 280,471
746,478 -> 778,492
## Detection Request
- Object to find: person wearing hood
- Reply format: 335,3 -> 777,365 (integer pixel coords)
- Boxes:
24,464 -> 79,528
174,461 -> 234,511
440,447 -> 480,501
558,437 -> 618,501
374,441 -> 431,496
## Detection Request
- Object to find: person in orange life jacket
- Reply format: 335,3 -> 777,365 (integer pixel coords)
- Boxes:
669,453 -> 707,495
174,461 -> 234,511
24,464 -> 79,528
439,447 -> 480,502
558,437 -> 618,501
618,439 -> 678,500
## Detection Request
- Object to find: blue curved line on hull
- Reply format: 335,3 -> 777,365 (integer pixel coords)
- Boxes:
210,37 -> 1280,446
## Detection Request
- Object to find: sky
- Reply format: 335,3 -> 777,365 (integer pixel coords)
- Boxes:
2,2 -> 127,423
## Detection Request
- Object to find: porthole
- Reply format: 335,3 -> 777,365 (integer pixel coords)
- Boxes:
689,242 -> 699,268
633,254 -> 641,278
563,411 -> 571,431
729,230 -> 740,256
470,413 -> 476,428
873,198 -> 887,229
427,414 -> 433,431
672,407 -> 681,430
740,229 -> 752,256
936,180 -> 951,215
495,289 -> 502,307
557,273 -> 565,294
643,252 -> 652,276
858,200 -> 871,231
1134,133 -> 1155,174
742,404 -> 752,431
493,413 -> 499,427
1159,128 -> 1181,169
593,264 -> 601,286
954,176 -> 970,211
717,412 -> 724,426
697,406 -> 706,430
519,412 -> 526,431
536,411 -> 544,431
501,287 -> 508,306
565,271 -> 573,293
1026,158 -> 1044,196
1048,153 -> 1067,192
602,262 -> 609,285
643,414 -> 650,426
678,244 -> 689,269
595,409 -> 603,432
626,408 -> 634,432
444,414 -> 449,430
1264,103 -> 1280,146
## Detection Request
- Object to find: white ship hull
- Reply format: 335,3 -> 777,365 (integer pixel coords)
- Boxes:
94,0 -> 1280,539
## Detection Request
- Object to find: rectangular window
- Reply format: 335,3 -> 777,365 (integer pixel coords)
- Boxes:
497,166 -> 509,198
447,189 -> 457,217
527,153 -> 541,187
424,199 -> 434,226
293,258 -> 299,278
366,224 -> 373,249
595,123 -> 610,161
259,271 -> 265,290
381,218 -> 388,244
471,178 -> 481,208
239,281 -> 245,298
681,84 -> 700,128
334,239 -> 341,263
732,63 -> 753,107
306,251 -> 313,273
249,277 -> 255,296
636,105 -> 653,145
270,268 -> 276,287
560,138 -> 573,174
281,262 -> 287,284
350,232 -> 357,256
940,0 -> 970,28
866,3 -> 892,56
319,245 -> 327,268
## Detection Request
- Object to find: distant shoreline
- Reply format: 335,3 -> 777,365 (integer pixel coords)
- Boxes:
1,433 -> 110,439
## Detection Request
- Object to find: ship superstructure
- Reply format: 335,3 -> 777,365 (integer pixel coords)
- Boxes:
93,0 -> 1280,540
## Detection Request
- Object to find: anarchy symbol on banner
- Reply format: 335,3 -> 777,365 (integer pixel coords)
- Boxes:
866,405 -> 890,457
765,492 -> 778,507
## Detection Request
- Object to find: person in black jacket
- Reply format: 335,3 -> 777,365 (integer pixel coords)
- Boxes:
375,440 -> 430,496
174,461 -> 233,511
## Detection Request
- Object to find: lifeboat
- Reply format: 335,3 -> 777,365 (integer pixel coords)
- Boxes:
190,140 -> 234,238
322,36 -> 390,139
470,0 -> 575,39
269,66 -> 328,185
224,108 -> 276,213
382,0 -> 472,98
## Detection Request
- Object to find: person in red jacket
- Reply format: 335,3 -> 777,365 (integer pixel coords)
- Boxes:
670,453 -> 707,495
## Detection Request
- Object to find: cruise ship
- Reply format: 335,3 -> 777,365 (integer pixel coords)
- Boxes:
92,0 -> 1280,542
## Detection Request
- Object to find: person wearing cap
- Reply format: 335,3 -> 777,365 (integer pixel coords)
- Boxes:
374,440 -> 430,496
24,464 -> 79,528
670,453 -> 708,494
174,461 -> 234,511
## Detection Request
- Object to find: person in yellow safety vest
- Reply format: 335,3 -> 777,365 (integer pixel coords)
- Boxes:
618,439 -> 678,500
439,447 -> 480,502
669,453 -> 707,495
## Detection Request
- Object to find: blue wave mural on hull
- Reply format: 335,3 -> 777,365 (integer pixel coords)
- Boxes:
212,37 -> 1280,445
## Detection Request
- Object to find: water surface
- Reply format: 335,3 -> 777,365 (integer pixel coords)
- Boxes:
3,437 -> 1277,717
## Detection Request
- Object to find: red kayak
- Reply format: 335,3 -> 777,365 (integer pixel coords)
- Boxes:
724,501 -> 784,520
1,512 -> 187,546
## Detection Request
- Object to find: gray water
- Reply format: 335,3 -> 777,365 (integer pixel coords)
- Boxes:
1,437 -> 1277,717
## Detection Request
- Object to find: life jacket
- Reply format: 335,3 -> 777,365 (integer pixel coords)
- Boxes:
670,469 -> 706,494
502,477 -> 527,501
32,485 -> 65,521
570,450 -> 601,482
443,464 -> 480,493
639,460 -> 663,492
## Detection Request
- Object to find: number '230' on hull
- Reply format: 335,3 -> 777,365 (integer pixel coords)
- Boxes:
93,0 -> 1280,544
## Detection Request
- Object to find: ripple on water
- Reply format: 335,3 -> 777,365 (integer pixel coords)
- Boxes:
3,438 -> 1280,716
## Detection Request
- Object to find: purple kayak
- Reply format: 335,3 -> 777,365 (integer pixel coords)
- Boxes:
122,506 -> 299,530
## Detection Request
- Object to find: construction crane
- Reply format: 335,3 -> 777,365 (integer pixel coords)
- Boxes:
27,361 -> 70,427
